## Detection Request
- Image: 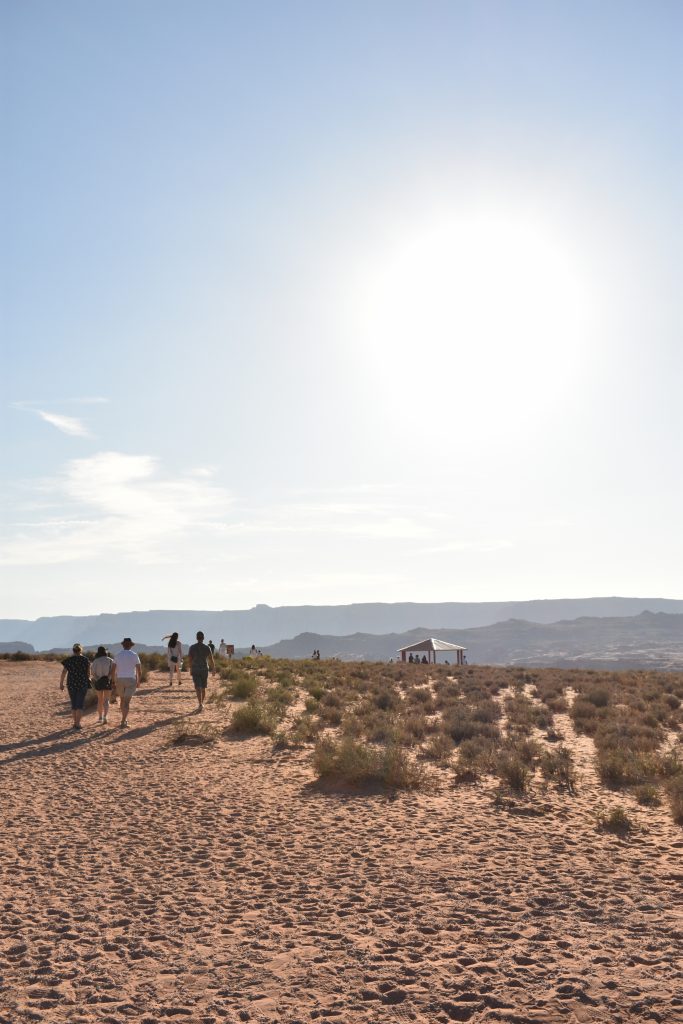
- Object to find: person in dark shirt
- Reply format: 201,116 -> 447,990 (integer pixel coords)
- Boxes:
188,631 -> 216,712
59,643 -> 91,730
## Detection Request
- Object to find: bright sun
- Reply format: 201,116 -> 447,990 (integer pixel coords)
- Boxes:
353,207 -> 597,424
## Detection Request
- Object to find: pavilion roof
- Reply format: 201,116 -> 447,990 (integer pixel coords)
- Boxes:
397,637 -> 466,653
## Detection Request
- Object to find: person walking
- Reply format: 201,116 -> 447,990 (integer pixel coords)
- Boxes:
188,631 -> 215,712
163,632 -> 183,686
59,643 -> 91,730
112,638 -> 142,729
91,645 -> 114,723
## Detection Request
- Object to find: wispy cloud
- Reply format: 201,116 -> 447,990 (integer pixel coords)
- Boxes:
36,410 -> 91,437
11,399 -> 107,438
0,451 -> 233,566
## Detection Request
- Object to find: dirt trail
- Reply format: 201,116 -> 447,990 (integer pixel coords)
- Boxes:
1,662 -> 682,1023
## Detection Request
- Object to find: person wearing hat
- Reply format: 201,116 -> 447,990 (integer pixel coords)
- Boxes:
112,638 -> 142,729
59,643 -> 91,730
91,645 -> 114,724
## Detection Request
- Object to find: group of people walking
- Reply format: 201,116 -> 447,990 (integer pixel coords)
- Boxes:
59,631 -> 217,731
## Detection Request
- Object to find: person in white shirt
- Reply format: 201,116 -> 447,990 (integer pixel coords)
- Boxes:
163,632 -> 183,686
112,638 -> 142,729
218,639 -> 228,658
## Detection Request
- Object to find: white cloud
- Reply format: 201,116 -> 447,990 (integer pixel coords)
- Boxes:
36,410 -> 91,437
0,451 -> 234,566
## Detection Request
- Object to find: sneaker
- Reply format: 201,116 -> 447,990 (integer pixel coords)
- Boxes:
97,715 -> 103,723
73,724 -> 82,731
120,721 -> 129,729
103,716 -> 108,724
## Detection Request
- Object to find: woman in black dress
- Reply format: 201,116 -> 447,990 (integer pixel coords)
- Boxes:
59,643 -> 91,730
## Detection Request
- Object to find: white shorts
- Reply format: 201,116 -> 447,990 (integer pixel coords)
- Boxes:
116,679 -> 137,700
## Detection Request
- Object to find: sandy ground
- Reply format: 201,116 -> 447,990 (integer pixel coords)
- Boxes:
1,662 -> 682,1024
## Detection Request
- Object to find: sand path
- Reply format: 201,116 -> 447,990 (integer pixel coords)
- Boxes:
1,662 -> 682,1023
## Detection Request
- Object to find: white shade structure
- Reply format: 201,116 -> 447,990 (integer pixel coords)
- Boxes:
397,637 -> 467,665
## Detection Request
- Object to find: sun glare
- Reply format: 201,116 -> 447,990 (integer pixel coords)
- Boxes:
353,207 -> 597,428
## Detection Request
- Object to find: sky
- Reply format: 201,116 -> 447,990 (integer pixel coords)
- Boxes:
2,0 -> 681,619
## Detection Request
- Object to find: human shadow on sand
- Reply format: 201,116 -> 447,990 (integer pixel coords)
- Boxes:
1,727 -> 111,765
0,727 -> 77,754
108,712 -> 194,743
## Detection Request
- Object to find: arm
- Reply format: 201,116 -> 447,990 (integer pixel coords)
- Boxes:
210,651 -> 216,675
135,659 -> 142,687
60,667 -> 66,690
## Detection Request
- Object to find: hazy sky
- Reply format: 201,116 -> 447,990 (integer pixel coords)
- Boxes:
2,0 -> 681,619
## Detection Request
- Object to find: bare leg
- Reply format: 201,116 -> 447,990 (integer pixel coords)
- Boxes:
120,695 -> 131,725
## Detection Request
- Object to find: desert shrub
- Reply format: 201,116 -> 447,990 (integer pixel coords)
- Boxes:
540,746 -> 576,792
634,784 -> 661,807
505,693 -> 553,735
313,736 -> 425,789
655,752 -> 682,778
229,675 -> 259,700
373,689 -> 398,711
585,686 -> 611,708
597,750 -> 652,787
306,683 -> 325,701
229,699 -> 278,735
397,711 -> 429,744
570,698 -> 604,736
667,775 -> 683,825
597,806 -> 634,835
443,705 -> 501,745
266,684 -> 295,712
457,736 -> 498,772
286,712 -> 320,746
423,732 -> 455,763
171,723 -> 219,745
496,753 -> 530,793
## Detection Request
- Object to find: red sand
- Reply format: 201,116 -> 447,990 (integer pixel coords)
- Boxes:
1,661 -> 682,1023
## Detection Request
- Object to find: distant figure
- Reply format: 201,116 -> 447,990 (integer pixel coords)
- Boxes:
421,655 -> 428,664
59,643 -> 91,730
91,645 -> 114,723
163,632 -> 183,687
113,638 -> 142,729
463,654 -> 468,665
250,644 -> 257,657
208,640 -> 215,656
219,638 -> 228,657
408,653 -> 414,664
188,631 -> 216,712
311,649 -> 320,660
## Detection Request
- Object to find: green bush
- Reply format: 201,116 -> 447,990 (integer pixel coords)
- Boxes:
667,775 -> 683,825
229,699 -> 278,735
634,784 -> 661,807
230,675 -> 259,700
597,805 -> 634,835
496,753 -> 530,793
313,736 -> 425,789
540,746 -> 576,792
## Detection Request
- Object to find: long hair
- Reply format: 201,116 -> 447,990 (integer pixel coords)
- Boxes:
168,632 -> 179,648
